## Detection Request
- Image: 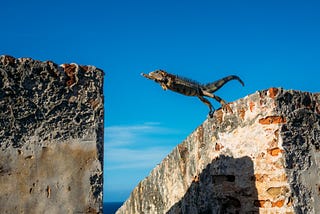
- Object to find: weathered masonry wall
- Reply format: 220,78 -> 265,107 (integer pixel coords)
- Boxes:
117,88 -> 320,214
0,55 -> 104,213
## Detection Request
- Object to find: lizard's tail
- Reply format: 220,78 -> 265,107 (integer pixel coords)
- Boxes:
203,75 -> 244,93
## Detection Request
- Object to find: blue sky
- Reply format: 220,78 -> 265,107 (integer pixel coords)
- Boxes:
1,0 -> 320,202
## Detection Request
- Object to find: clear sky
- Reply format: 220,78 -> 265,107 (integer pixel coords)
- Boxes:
1,0 -> 320,203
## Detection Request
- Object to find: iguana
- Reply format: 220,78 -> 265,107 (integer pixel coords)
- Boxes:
141,69 -> 244,117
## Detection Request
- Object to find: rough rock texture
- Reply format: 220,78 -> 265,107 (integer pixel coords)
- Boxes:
0,55 -> 104,213
117,88 -> 320,214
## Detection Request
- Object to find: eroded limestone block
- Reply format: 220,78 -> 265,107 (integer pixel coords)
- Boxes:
0,55 -> 104,213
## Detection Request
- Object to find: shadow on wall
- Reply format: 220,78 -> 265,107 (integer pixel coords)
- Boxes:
167,155 -> 259,214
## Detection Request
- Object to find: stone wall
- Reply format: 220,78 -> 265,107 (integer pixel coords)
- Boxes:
0,55 -> 104,213
116,88 -> 320,214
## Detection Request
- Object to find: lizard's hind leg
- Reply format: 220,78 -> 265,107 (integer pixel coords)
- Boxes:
212,94 -> 233,113
198,96 -> 215,117
202,91 -> 232,113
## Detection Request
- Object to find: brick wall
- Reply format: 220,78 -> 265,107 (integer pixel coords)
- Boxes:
117,88 -> 319,214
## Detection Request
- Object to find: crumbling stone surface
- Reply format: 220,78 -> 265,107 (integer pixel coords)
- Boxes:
275,90 -> 320,213
117,88 -> 320,214
0,55 -> 104,213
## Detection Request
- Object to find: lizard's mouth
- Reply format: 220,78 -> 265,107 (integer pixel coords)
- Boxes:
141,73 -> 148,77
141,72 -> 162,81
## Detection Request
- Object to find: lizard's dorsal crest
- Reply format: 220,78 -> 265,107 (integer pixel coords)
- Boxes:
154,69 -> 201,86
174,74 -> 202,86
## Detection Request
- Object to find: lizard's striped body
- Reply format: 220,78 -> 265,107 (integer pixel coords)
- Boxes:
141,70 -> 244,117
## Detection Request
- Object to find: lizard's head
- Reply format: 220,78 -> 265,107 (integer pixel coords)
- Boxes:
141,69 -> 168,81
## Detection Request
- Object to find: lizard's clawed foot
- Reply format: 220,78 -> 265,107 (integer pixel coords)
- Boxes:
222,104 -> 233,113
208,109 -> 215,118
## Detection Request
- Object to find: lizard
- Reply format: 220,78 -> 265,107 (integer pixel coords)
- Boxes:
141,69 -> 244,117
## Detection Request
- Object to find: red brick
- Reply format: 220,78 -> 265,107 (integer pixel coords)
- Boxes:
267,147 -> 283,156
269,88 -> 279,99
272,199 -> 285,207
215,143 -> 224,151
249,101 -> 255,112
238,108 -> 246,120
259,116 -> 286,125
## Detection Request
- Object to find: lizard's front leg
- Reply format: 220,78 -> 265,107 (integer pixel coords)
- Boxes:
160,82 -> 168,90
160,76 -> 174,90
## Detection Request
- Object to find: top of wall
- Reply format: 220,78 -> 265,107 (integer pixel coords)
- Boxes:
0,55 -> 104,149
